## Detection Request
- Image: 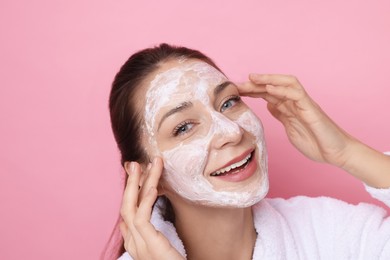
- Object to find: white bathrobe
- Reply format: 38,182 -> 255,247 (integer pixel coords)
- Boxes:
119,183 -> 390,260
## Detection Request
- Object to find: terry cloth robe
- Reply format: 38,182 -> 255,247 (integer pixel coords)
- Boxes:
119,183 -> 390,260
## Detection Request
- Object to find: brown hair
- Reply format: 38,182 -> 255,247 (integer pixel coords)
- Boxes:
102,43 -> 222,259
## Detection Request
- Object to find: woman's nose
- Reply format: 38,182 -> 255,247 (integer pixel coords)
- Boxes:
210,112 -> 243,149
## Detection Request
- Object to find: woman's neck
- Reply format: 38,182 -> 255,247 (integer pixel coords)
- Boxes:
172,201 -> 257,260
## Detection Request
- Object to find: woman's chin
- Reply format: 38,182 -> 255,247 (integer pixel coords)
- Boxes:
190,171 -> 268,208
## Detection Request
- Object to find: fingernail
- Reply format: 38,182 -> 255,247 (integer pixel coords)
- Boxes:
153,157 -> 158,166
130,162 -> 135,173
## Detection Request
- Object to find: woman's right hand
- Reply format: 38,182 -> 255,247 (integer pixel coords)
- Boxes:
237,74 -> 352,167
119,157 -> 184,260
238,74 -> 390,188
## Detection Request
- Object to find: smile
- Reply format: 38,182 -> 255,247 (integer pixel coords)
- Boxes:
211,151 -> 253,177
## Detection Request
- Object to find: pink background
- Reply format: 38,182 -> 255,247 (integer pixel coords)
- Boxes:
1,1 -> 390,259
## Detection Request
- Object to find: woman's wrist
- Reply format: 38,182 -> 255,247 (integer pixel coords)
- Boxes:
340,140 -> 390,189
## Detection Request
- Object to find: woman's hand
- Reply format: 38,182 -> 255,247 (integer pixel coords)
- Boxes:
238,73 -> 390,188
120,158 -> 184,260
238,74 -> 354,168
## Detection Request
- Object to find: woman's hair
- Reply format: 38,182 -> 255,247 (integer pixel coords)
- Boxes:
103,43 -> 222,259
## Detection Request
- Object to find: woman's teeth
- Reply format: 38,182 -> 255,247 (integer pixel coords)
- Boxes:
211,153 -> 252,176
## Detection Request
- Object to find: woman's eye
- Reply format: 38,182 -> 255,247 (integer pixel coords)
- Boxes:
220,96 -> 241,112
173,121 -> 194,137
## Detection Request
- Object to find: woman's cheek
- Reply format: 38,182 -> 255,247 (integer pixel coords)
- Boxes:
161,137 -> 212,200
235,110 -> 264,143
235,109 -> 267,173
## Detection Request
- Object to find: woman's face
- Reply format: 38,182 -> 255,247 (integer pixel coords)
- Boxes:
139,59 -> 268,207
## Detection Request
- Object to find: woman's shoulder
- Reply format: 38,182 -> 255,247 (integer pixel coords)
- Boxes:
258,195 -> 386,216
252,196 -> 390,259
253,195 -> 388,229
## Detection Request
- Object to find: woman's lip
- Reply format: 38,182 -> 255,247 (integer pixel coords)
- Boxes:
210,147 -> 254,175
214,151 -> 257,182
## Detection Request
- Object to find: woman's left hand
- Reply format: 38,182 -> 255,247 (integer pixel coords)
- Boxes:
238,74 -> 354,168
120,158 -> 185,260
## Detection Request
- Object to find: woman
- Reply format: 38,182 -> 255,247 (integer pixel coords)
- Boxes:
107,43 -> 390,259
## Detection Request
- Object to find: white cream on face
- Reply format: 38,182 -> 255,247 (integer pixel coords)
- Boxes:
144,61 -> 268,207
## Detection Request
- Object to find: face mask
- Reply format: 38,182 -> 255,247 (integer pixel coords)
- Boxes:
144,61 -> 268,207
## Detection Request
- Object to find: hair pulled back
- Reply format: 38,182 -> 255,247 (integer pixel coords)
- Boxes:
109,43 -> 221,166
105,43 -> 221,259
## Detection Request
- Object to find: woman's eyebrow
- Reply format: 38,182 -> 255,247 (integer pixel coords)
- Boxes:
157,101 -> 193,131
214,81 -> 235,96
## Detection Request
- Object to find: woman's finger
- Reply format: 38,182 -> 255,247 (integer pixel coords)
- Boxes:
138,157 -> 164,203
256,92 -> 281,105
265,84 -> 306,102
133,187 -> 183,260
119,220 -> 128,240
236,81 -> 267,96
249,74 -> 301,87
267,103 -> 291,123
133,187 -> 160,241
120,220 -> 140,258
121,162 -> 141,226
120,178 -> 148,258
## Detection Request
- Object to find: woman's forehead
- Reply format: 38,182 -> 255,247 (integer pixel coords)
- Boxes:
147,61 -> 226,110
143,60 -> 227,133
151,61 -> 225,89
